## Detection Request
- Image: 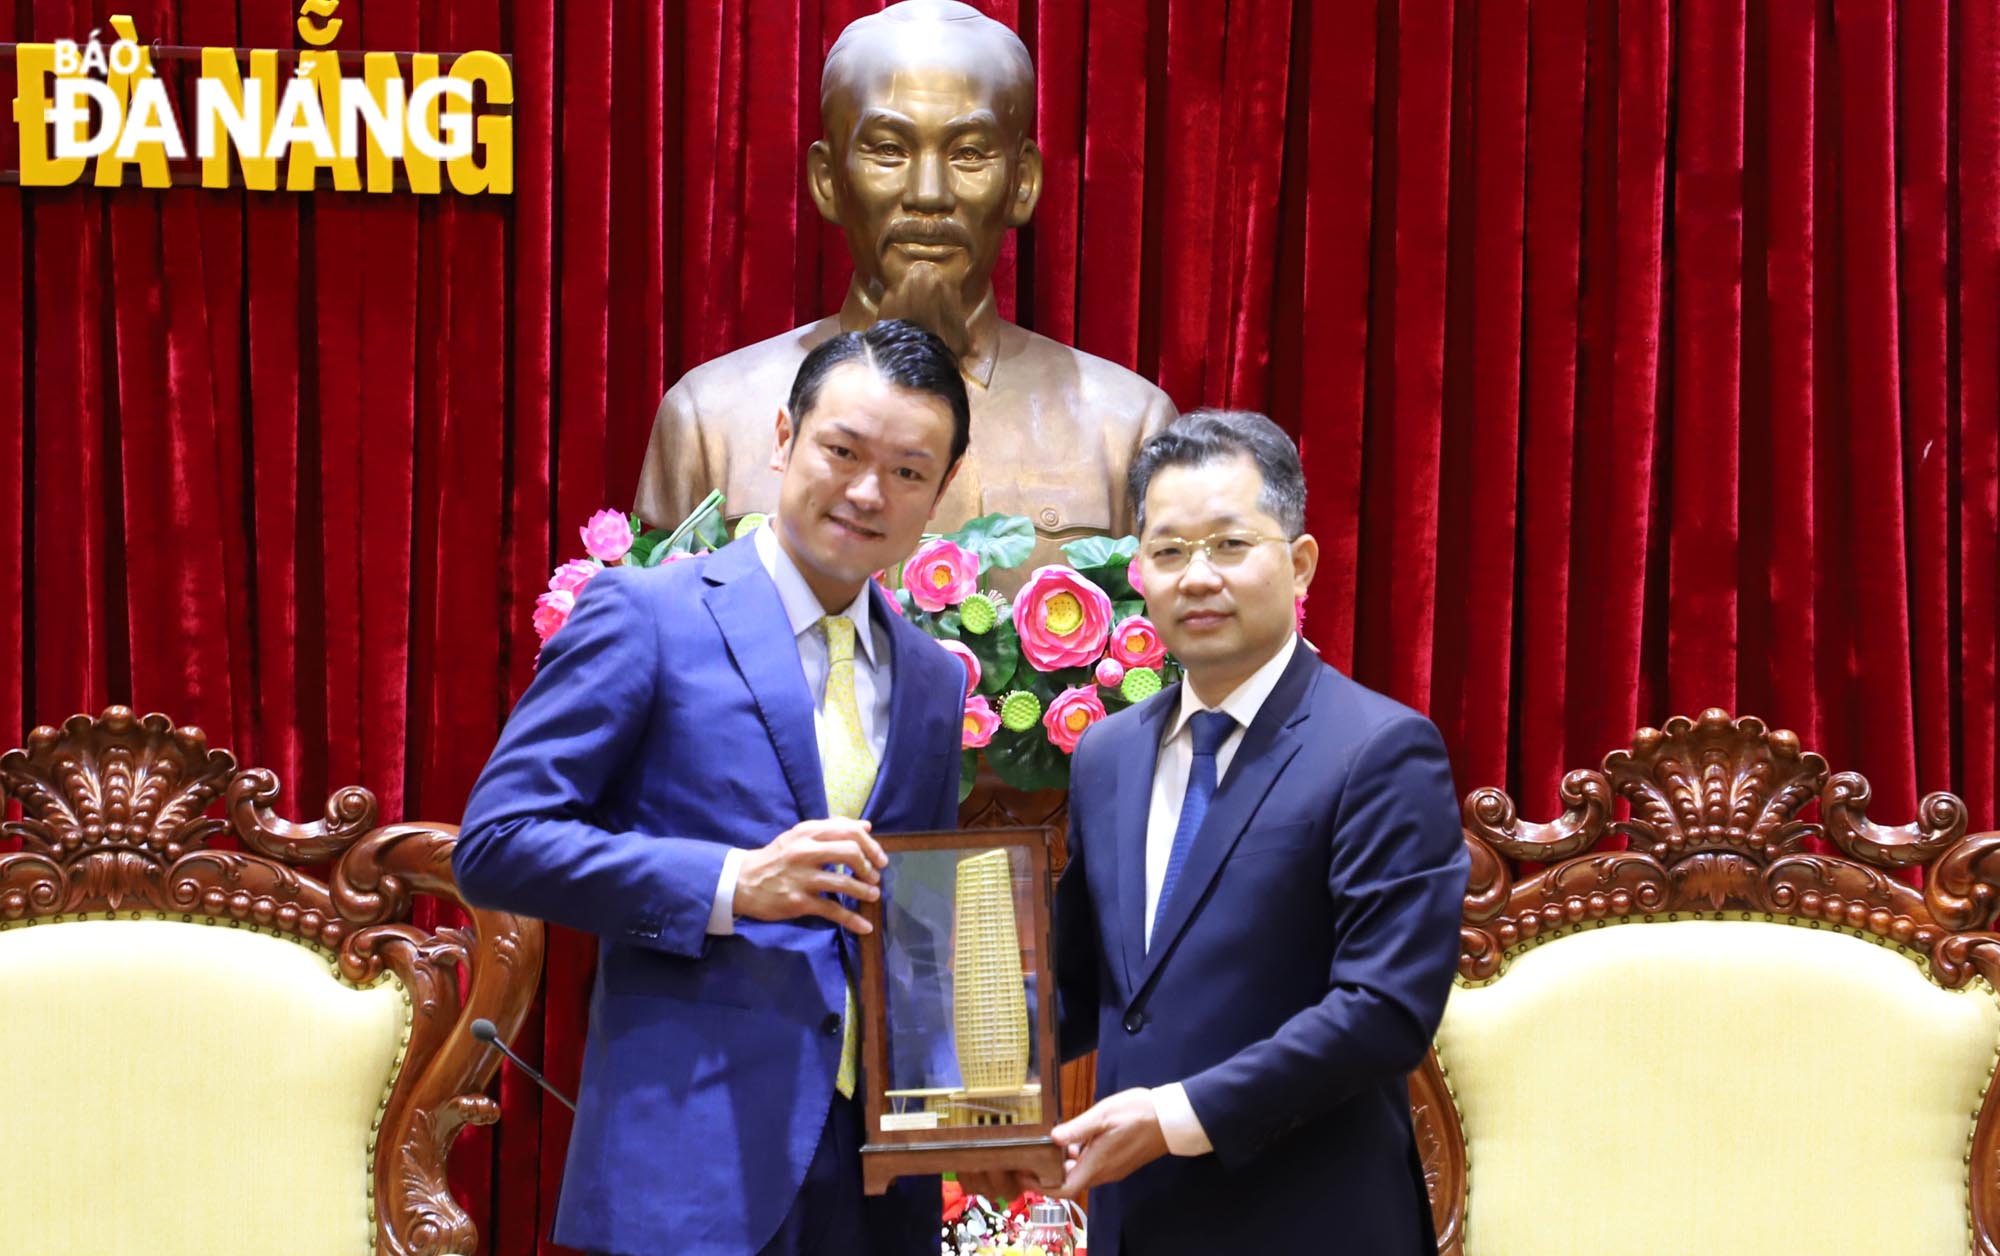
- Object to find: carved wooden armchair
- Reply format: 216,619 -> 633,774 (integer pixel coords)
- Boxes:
0,708 -> 543,1256
1411,710 -> 2000,1255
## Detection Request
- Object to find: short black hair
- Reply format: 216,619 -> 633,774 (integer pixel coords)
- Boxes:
1128,409 -> 1306,536
786,319 -> 971,470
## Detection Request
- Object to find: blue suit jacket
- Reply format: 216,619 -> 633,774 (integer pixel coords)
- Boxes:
1055,644 -> 1469,1256
454,535 -> 965,1256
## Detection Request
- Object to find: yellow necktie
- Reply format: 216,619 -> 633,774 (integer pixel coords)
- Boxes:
818,615 -> 877,1098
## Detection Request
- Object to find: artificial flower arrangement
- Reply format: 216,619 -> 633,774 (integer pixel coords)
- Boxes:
942,1183 -> 1085,1256
531,491 -> 1180,796
530,490 -> 732,643
892,514 -> 1178,797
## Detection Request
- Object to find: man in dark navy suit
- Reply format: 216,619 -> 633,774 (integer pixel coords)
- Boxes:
1043,410 -> 1469,1256
454,321 -> 971,1256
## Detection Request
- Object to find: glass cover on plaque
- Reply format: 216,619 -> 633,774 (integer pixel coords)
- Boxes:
877,843 -> 1044,1135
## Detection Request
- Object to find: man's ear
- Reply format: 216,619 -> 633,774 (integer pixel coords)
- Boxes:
1006,139 -> 1044,229
769,407 -> 797,473
808,140 -> 842,226
1290,533 -> 1320,598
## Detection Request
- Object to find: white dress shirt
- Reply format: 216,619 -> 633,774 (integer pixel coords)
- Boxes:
707,524 -> 893,934
1142,633 -> 1300,1156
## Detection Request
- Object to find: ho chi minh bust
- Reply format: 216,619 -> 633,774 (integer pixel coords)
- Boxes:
635,0 -> 1176,576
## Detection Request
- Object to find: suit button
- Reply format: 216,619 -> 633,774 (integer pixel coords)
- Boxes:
821,1013 -> 842,1036
1123,1012 -> 1146,1034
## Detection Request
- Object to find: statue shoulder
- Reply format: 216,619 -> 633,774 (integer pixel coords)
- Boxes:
664,316 -> 842,416
641,317 -> 839,527
1009,325 -> 1176,436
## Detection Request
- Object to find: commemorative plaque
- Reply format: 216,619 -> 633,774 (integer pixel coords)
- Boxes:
855,826 -> 1064,1193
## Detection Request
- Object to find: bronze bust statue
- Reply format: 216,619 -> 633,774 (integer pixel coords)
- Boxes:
634,0 -> 1176,575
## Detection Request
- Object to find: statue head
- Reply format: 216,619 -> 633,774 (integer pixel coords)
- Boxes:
808,0 -> 1044,355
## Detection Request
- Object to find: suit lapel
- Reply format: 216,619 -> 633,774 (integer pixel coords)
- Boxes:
1115,690 -> 1177,997
702,538 -> 826,821
863,582 -> 923,823
1135,646 -> 1320,997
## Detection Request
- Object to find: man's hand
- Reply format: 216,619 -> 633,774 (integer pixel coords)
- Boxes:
732,818 -> 886,934
1048,1088 -> 1169,1197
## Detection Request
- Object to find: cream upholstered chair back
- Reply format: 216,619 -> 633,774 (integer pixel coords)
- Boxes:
1410,711 -> 2000,1256
0,707 -> 543,1256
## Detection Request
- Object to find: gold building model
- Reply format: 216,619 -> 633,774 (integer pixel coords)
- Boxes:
888,848 -> 1041,1128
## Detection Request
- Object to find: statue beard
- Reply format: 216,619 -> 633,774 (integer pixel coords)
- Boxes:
876,260 -> 972,358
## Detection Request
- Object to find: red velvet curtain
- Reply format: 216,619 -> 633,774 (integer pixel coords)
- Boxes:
2,1 -> 1995,1251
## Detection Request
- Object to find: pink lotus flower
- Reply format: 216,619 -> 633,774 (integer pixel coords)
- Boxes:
1108,615 -> 1167,670
1095,656 -> 1126,689
549,558 -> 599,595
1127,554 -> 1145,599
1013,566 -> 1114,670
961,695 -> 1000,748
1296,594 -> 1308,633
938,638 -> 981,696
579,509 -> 635,562
532,589 -> 576,642
905,537 -> 980,612
1042,685 -> 1107,754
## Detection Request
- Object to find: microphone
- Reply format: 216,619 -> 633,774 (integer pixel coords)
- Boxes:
471,1017 -> 578,1113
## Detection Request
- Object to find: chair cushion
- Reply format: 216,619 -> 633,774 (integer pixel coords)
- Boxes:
0,917 -> 410,1256
1435,917 -> 2000,1256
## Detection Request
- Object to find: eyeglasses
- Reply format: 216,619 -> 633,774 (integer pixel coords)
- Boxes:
1139,530 -> 1293,574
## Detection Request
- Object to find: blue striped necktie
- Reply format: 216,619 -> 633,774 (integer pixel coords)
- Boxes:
1153,709 -> 1238,948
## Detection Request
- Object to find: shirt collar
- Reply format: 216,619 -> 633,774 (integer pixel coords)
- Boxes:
839,281 -> 1002,391
753,522 -> 878,665
1167,635 -> 1300,743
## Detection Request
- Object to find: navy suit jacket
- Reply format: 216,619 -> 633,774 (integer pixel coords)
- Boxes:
454,535 -> 965,1256
1055,643 -> 1469,1256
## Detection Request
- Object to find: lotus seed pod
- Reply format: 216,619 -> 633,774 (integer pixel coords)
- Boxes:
1000,690 -> 1043,732
960,592 -> 999,635
1120,667 -> 1163,704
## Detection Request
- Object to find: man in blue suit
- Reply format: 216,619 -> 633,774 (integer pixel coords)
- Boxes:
454,320 -> 973,1256
1045,411 -> 1470,1255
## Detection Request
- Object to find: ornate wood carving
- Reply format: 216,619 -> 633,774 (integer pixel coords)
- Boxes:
0,707 -> 544,1256
1407,1052 -> 1465,1253
960,777 -> 1072,871
1417,709 -> 2000,1254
